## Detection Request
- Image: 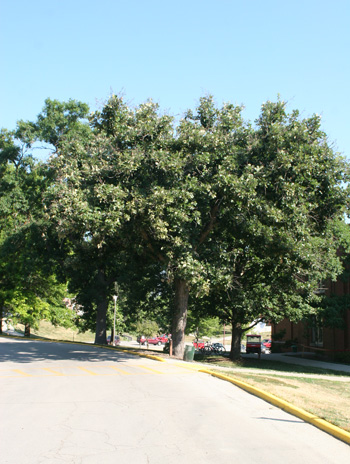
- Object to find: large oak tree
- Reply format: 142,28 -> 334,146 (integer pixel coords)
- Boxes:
44,95 -> 350,357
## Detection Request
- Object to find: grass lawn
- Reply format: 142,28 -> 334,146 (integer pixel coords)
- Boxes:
15,320 -> 95,343
196,354 -> 350,432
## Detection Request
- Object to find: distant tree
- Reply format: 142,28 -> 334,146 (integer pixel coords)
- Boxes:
0,98 -> 90,334
186,312 -> 221,340
0,128 -> 73,335
136,319 -> 159,339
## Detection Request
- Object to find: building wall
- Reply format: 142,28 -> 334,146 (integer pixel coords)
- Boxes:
272,279 -> 350,353
272,316 -> 350,353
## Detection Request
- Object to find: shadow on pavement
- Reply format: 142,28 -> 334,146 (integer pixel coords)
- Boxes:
0,337 -> 137,364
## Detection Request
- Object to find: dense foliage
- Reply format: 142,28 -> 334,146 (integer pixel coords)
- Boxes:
1,95 -> 349,359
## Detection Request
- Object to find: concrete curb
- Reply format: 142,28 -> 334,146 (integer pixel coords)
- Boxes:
198,367 -> 350,446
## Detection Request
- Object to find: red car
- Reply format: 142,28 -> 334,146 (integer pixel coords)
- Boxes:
157,334 -> 169,344
193,340 -> 205,349
138,334 -> 169,345
146,337 -> 163,345
262,339 -> 272,349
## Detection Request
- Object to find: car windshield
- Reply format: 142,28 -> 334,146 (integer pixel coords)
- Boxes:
247,336 -> 261,343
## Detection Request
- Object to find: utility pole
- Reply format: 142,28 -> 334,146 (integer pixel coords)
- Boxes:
113,295 -> 118,346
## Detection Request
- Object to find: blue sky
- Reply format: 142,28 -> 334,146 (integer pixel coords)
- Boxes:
1,0 -> 349,158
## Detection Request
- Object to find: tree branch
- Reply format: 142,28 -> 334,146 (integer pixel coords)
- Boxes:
197,199 -> 222,247
140,229 -> 167,263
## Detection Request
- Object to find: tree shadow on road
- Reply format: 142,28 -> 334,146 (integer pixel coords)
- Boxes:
0,336 -> 137,364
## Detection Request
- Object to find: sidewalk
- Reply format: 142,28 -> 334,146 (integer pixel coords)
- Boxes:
243,351 -> 350,374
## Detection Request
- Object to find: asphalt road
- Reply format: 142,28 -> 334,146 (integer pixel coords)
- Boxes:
1,337 -> 349,464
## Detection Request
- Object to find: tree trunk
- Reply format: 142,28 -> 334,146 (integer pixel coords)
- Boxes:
229,321 -> 243,360
94,270 -> 108,345
24,323 -> 31,338
172,279 -> 189,358
95,298 -> 108,344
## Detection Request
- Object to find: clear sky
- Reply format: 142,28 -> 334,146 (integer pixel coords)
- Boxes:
1,0 -> 349,159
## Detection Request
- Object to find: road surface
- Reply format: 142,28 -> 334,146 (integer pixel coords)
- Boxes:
0,337 -> 349,463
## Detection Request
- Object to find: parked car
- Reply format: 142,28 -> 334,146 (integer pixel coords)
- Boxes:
193,340 -> 205,349
137,334 -> 170,346
137,335 -> 165,345
146,337 -> 163,345
107,335 -> 120,345
212,343 -> 226,352
261,342 -> 268,353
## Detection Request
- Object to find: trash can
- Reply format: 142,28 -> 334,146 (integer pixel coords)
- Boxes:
291,345 -> 298,353
183,345 -> 195,361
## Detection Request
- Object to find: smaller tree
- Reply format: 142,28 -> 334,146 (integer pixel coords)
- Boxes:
186,312 -> 221,340
0,127 -> 72,335
136,320 -> 159,340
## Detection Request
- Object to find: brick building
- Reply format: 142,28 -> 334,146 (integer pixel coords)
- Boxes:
271,277 -> 350,360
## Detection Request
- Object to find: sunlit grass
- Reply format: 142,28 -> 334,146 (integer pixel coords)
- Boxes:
15,320 -> 95,343
196,354 -> 350,432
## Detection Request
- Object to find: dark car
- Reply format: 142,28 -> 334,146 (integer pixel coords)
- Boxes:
212,343 -> 226,352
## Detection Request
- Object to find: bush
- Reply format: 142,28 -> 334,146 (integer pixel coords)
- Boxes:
271,329 -> 286,342
271,341 -> 283,353
284,338 -> 298,348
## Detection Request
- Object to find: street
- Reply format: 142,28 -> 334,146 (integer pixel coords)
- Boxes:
0,337 -> 349,463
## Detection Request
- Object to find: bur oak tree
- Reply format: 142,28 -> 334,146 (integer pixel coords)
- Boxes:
39,95 -> 350,358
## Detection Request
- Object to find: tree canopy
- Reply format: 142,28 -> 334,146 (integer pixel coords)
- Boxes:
1,94 -> 349,359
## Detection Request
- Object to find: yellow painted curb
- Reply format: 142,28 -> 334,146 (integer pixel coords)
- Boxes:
109,347 -> 167,362
198,368 -> 350,446
0,334 -> 26,340
143,354 -> 167,362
